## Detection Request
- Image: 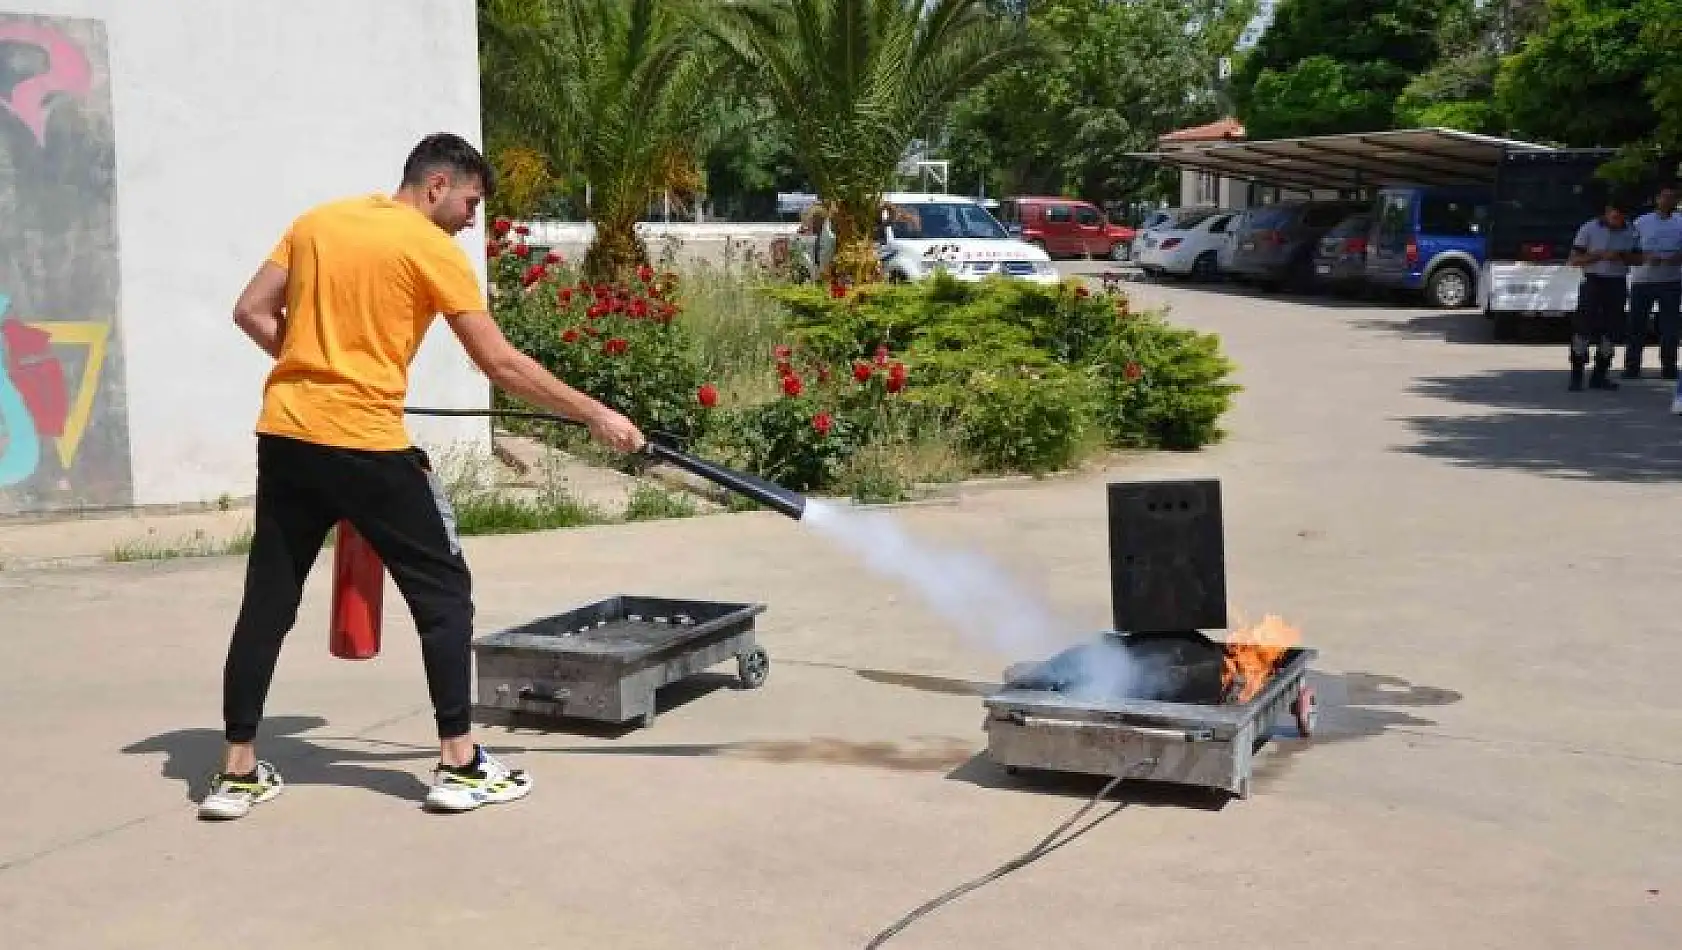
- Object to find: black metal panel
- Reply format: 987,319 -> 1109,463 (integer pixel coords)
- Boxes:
1107,479 -> 1227,633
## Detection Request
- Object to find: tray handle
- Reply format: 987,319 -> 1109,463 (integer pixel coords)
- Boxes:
516,685 -> 571,704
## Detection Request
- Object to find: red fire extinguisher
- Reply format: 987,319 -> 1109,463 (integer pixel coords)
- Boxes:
330,520 -> 384,660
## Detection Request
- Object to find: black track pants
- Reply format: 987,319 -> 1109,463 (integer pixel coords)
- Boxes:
223,434 -> 474,743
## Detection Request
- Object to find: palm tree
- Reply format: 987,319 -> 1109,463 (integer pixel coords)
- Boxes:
481,0 -> 729,281
698,0 -> 1034,283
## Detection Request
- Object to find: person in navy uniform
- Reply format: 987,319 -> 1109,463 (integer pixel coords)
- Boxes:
1566,197 -> 1641,391
1623,183 -> 1682,381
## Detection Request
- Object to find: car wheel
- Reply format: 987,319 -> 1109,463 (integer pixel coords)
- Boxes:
1427,265 -> 1474,309
1191,252 -> 1218,282
1110,242 -> 1131,262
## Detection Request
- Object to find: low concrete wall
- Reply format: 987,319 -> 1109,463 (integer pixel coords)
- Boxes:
517,221 -> 801,268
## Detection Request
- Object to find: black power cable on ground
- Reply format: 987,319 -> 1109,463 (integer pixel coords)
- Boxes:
863,759 -> 1158,949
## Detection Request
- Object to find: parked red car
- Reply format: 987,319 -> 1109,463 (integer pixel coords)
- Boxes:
997,196 -> 1136,260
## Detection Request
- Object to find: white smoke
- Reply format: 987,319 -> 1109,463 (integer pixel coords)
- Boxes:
800,499 -> 1141,697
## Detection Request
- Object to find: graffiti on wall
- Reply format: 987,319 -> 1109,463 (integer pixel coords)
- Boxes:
0,14 -> 131,514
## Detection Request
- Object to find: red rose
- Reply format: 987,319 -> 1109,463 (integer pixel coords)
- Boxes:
561,328 -> 580,343
522,264 -> 547,287
853,362 -> 873,383
697,384 -> 719,408
513,244 -> 531,259
637,264 -> 655,283
587,304 -> 607,319
604,338 -> 629,357
781,374 -> 803,397
545,250 -> 565,265
487,239 -> 502,258
628,298 -> 649,319
1124,361 -> 1143,381
558,287 -> 573,305
515,224 -> 530,237
812,412 -> 833,436
874,344 -> 889,367
493,218 -> 512,237
886,361 -> 907,393
829,281 -> 847,299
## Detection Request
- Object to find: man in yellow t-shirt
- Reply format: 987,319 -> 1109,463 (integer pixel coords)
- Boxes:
199,133 -> 644,821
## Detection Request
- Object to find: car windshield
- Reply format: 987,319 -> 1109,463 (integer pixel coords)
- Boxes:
886,202 -> 1010,240
1244,206 -> 1298,229
1173,211 -> 1218,231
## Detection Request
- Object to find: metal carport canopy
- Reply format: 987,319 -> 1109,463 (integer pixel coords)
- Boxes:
1128,127 -> 1557,191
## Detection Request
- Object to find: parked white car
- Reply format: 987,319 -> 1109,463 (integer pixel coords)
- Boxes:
1135,209 -> 1241,281
876,193 -> 1059,285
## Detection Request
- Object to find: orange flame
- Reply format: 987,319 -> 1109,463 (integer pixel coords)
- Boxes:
1221,614 -> 1300,703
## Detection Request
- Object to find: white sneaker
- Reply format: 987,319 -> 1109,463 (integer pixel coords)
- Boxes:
424,746 -> 532,813
198,761 -> 284,820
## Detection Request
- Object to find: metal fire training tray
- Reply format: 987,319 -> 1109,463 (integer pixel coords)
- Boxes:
981,635 -> 1318,799
472,595 -> 769,729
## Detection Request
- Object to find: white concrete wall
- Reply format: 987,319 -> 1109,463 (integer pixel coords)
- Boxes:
12,0 -> 489,511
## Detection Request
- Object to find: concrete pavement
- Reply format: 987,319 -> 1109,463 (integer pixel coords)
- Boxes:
2,276 -> 1679,949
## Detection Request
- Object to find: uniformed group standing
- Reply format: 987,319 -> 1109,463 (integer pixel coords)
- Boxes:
1567,184 -> 1682,410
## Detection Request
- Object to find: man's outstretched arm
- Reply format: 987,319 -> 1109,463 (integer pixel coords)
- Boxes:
233,262 -> 290,359
445,310 -> 646,454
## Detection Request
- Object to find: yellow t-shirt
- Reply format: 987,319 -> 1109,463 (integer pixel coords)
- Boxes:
255,194 -> 486,452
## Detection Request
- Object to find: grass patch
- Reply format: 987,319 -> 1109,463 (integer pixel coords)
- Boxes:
452,490 -> 601,535
109,525 -> 255,562
622,483 -> 700,521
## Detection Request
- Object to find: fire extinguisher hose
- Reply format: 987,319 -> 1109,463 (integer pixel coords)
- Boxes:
403,406 -> 808,520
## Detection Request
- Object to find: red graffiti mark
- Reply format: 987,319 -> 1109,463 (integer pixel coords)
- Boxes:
0,21 -> 91,147
0,318 -> 68,437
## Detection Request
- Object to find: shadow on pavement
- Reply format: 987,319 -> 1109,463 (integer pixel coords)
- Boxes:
1350,310 -> 1583,345
1397,369 -> 1682,481
1123,272 -> 1427,312
122,715 -> 433,804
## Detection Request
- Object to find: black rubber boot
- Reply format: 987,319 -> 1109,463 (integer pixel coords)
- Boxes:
1589,356 -> 1620,390
1569,358 -> 1586,391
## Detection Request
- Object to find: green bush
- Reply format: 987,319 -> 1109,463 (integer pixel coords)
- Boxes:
762,274 -> 1240,466
488,234 -> 1239,500
704,341 -> 918,493
1095,314 -> 1241,451
491,246 -> 713,445
958,366 -> 1098,474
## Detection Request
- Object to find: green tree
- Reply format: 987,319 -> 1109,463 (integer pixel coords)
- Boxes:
477,0 -> 729,281
478,0 -> 570,219
945,0 -> 1254,205
700,94 -> 806,221
1394,0 -> 1547,134
698,0 -> 1035,284
1495,0 -> 1681,181
1231,0 -> 1467,139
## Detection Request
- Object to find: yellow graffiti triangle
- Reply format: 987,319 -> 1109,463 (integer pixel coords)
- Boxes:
27,321 -> 109,470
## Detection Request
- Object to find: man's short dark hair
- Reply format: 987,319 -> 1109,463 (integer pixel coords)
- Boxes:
401,133 -> 496,198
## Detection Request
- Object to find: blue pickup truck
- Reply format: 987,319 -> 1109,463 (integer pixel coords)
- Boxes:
1364,184 -> 1492,309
